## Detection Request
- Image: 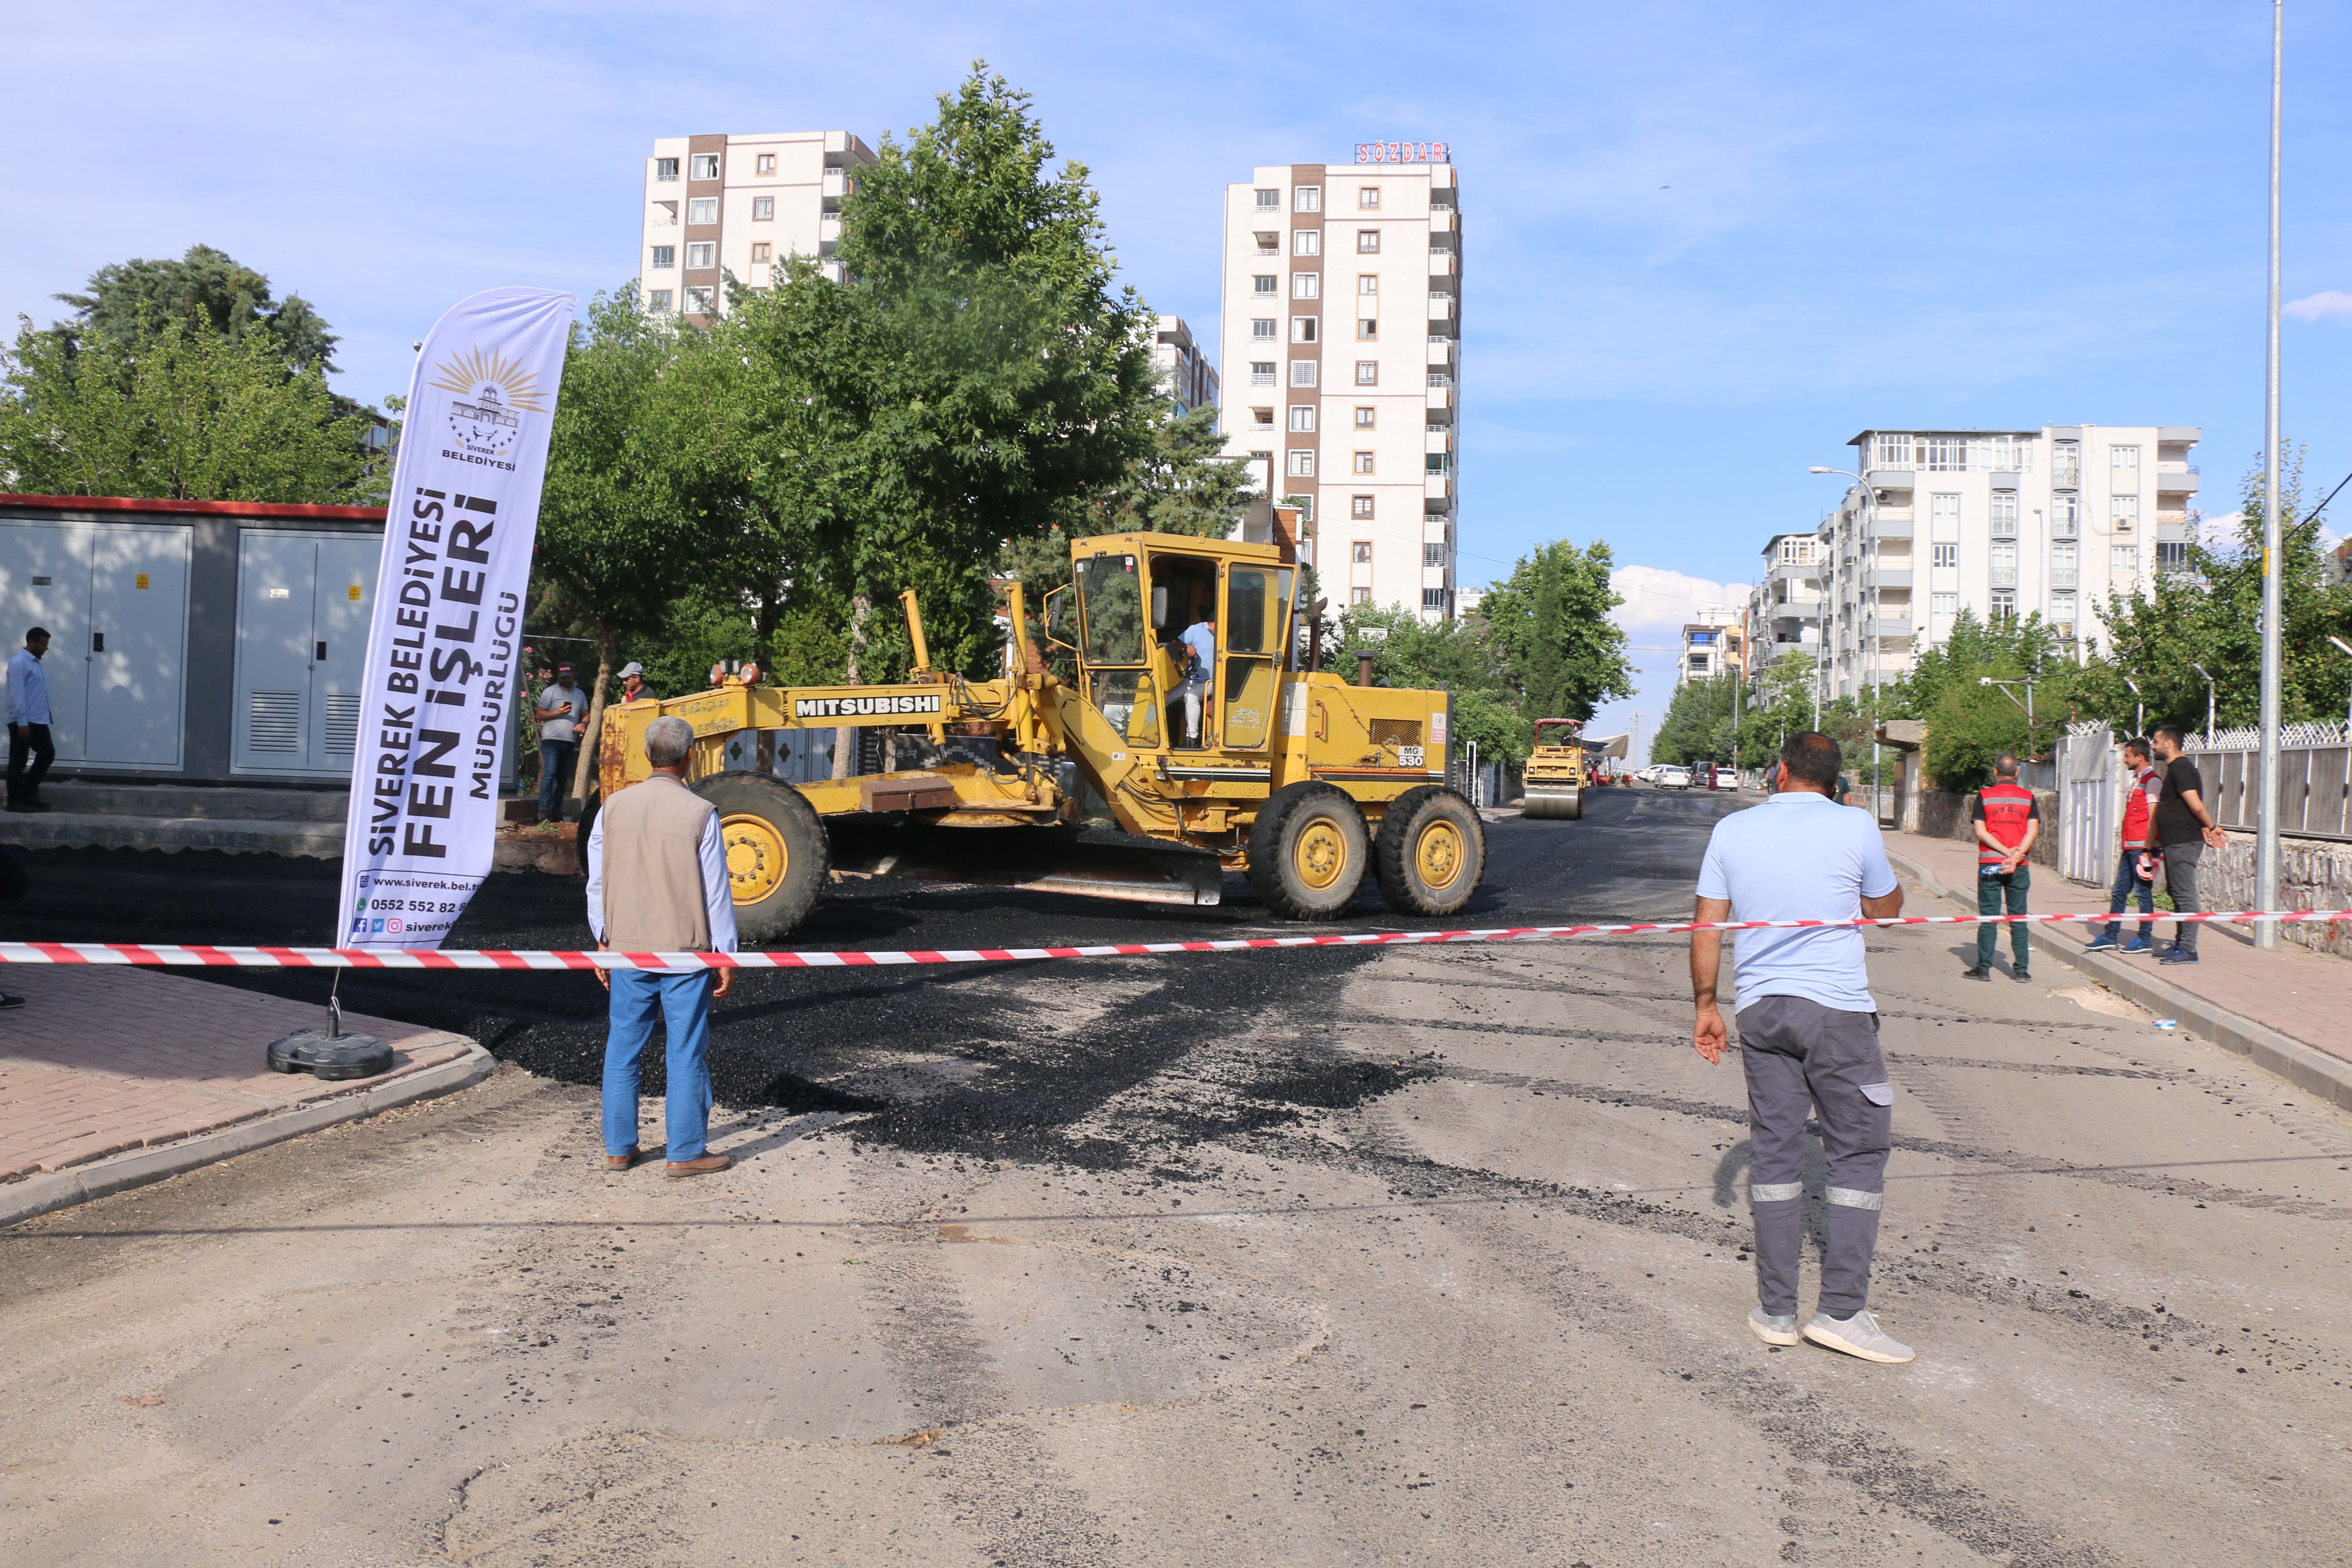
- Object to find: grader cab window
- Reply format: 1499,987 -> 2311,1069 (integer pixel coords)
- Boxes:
1151,553 -> 1222,748
1220,566 -> 1292,749
1076,554 -> 1143,665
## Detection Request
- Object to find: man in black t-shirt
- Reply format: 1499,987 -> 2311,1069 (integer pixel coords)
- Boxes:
2146,726 -> 2226,964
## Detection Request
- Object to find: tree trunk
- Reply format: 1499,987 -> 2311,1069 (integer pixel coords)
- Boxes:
570,622 -> 618,805
831,593 -> 871,781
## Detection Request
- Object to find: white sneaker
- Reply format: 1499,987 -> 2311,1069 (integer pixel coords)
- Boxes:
1748,1308 -> 1799,1346
1803,1308 -> 1914,1363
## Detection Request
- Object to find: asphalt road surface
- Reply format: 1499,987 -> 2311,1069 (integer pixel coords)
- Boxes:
5,787 -> 2350,1566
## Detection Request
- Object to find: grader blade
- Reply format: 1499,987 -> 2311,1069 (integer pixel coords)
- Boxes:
826,821 -> 1224,908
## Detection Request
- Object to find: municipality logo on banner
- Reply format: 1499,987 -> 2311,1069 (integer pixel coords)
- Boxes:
335,288 -> 576,950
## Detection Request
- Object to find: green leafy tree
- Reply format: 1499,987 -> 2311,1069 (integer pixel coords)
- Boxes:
48,243 -> 341,372
1479,539 -> 1636,721
0,314 -> 375,503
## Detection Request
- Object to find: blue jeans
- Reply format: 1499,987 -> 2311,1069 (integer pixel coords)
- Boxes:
1977,864 -> 2030,969
538,738 -> 576,820
602,968 -> 715,1159
2099,849 -> 2155,943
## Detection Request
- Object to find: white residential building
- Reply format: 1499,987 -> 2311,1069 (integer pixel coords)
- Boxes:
1678,606 -> 1743,686
638,132 -> 876,322
1819,426 -> 2201,698
1217,150 -> 1461,620
1747,531 -> 1824,679
1153,317 -> 1219,418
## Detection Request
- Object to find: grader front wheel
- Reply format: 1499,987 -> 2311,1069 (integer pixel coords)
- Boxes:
1248,783 -> 1369,919
1375,786 -> 1486,917
692,774 -> 830,944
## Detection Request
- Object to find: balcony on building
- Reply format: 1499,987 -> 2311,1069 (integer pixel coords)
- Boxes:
818,214 -> 843,252
1764,558 -> 1817,585
1428,208 -> 1456,236
1426,295 -> 1456,330
1424,475 -> 1453,505
2156,462 -> 2200,495
1865,613 -> 1913,637
822,167 -> 849,205
1869,512 -> 1915,539
1425,384 -> 1454,420
1864,469 -> 1915,493
1865,567 -> 1913,589
1427,253 -> 1458,287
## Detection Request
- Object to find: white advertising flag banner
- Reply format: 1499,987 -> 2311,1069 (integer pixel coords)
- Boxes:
336,288 -> 576,949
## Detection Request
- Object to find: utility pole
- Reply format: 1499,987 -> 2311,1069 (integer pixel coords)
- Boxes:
2254,0 -> 2286,947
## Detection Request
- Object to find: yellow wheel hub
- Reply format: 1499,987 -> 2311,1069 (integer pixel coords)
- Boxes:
1294,817 -> 1348,891
722,814 -> 788,904
1415,819 -> 1464,888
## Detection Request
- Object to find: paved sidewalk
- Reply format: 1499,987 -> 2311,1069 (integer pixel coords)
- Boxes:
0,965 -> 486,1219
1884,828 -> 2352,1098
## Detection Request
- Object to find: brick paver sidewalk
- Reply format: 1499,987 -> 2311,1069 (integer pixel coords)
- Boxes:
0,966 -> 474,1182
1884,828 -> 2352,1072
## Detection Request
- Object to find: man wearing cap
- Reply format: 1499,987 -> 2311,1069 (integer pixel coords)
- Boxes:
618,662 -> 655,705
535,663 -> 585,825
587,715 -> 737,1177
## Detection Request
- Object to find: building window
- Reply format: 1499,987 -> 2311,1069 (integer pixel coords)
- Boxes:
688,197 -> 718,224
2110,494 -> 2139,530
2052,440 -> 2081,487
649,245 -> 675,270
1352,586 -> 1372,605
2050,541 -> 2077,589
750,242 -> 772,263
1358,274 -> 1378,295
2050,593 -> 2077,635
1873,432 -> 1912,468
755,152 -> 776,176
1250,361 -> 1276,386
1289,450 -> 1316,477
1292,230 -> 1321,257
686,241 -> 716,268
1931,542 -> 1957,570
1251,407 -> 1274,427
1359,186 -> 1381,209
1255,189 -> 1279,210
1289,406 -> 1316,432
1351,496 -> 1374,519
2111,444 -> 2140,476
1427,368 -> 1451,387
1424,542 -> 1444,567
1422,588 -> 1449,610
1355,361 -> 1378,386
1425,452 -> 1450,474
1931,591 -> 1957,628
2052,494 -> 2079,537
1351,541 -> 1373,564
1292,317 -> 1318,343
1252,319 -> 1277,341
1358,230 -> 1381,254
1929,493 -> 1960,537
1989,588 -> 2017,621
1925,437 -> 1967,471
2157,539 -> 2190,573
646,288 -> 674,312
2112,544 -> 2139,575
1290,361 -> 1317,387
690,153 -> 721,181
751,196 -> 775,221
1354,406 -> 1375,429
1352,451 -> 1375,475
685,285 -> 714,314
1293,273 -> 1319,299
1990,493 -> 2018,537
654,157 -> 680,182
1253,275 -> 1277,296
1254,232 -> 1279,256
1357,318 -> 1378,341
1982,536 -> 2011,584
1294,186 -> 1321,211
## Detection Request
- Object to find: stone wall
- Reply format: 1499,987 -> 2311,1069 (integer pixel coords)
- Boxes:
2200,831 -> 2352,960
1917,789 -> 2061,869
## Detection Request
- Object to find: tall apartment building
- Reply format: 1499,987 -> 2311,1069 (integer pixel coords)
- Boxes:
1218,151 -> 1461,621
1748,532 -> 1824,675
1678,606 -> 1743,685
1153,317 -> 1219,417
1819,426 -> 2201,698
638,132 -> 876,323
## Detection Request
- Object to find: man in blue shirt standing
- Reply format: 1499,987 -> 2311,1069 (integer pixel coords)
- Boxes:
1175,608 -> 1216,748
1691,731 -> 1914,1364
6,626 -> 55,813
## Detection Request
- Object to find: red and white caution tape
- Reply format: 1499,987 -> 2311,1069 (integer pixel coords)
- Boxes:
0,908 -> 2347,971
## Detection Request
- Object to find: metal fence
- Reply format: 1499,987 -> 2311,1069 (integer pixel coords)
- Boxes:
2187,722 -> 2352,842
2057,723 -> 2122,883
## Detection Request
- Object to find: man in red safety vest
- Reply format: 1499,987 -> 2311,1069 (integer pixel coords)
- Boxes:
1964,753 -> 2041,981
2085,737 -> 2162,954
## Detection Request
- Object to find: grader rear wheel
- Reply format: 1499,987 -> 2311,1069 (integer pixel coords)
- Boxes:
691,774 -> 830,944
1248,783 -> 1369,920
1375,786 -> 1486,916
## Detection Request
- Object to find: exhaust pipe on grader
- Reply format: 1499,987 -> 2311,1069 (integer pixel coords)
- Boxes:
592,530 -> 1487,944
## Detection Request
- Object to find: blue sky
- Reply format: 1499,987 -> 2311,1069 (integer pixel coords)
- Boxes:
6,1 -> 2348,746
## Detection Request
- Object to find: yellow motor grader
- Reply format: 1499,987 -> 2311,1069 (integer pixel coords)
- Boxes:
1520,718 -> 1592,820
594,530 -> 1486,943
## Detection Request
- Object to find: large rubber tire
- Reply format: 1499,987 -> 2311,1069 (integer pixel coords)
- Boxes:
1247,782 -> 1370,920
1375,785 -> 1487,916
692,773 -> 830,945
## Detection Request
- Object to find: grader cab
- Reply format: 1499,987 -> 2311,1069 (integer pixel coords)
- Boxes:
595,529 -> 1485,943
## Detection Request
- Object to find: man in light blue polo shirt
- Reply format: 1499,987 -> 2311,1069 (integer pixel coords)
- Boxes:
6,626 -> 55,813
1690,730 -> 1914,1364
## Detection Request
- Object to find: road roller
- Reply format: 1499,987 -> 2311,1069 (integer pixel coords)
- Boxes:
1521,719 -> 1592,820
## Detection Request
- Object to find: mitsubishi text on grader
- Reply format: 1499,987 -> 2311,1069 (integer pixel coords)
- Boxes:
594,530 -> 1486,943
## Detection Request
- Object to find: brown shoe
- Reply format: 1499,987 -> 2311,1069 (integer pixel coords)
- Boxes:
664,1153 -> 732,1179
605,1147 -> 642,1172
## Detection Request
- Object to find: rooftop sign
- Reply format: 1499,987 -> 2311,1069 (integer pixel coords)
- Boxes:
1356,142 -> 1449,164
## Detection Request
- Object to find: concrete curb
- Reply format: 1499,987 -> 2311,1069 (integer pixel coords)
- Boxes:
0,1041 -> 496,1230
1884,849 -> 2352,1112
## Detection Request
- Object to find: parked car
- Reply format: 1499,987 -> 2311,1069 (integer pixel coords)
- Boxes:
1658,766 -> 1693,790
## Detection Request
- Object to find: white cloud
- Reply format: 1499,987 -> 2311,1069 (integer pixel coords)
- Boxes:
2285,290 -> 2352,322
1610,564 -> 1749,643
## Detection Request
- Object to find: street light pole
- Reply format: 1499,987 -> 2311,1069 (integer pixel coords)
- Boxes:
2193,661 -> 2217,743
2121,673 -> 2145,738
2254,0 -> 2287,948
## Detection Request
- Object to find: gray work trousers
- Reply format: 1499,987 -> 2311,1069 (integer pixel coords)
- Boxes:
2158,839 -> 2204,955
1737,995 -> 1893,1318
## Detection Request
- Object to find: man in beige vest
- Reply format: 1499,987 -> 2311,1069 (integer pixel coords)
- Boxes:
586,716 -> 738,1176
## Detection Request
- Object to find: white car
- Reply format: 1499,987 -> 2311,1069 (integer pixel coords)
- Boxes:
1657,766 -> 1693,790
